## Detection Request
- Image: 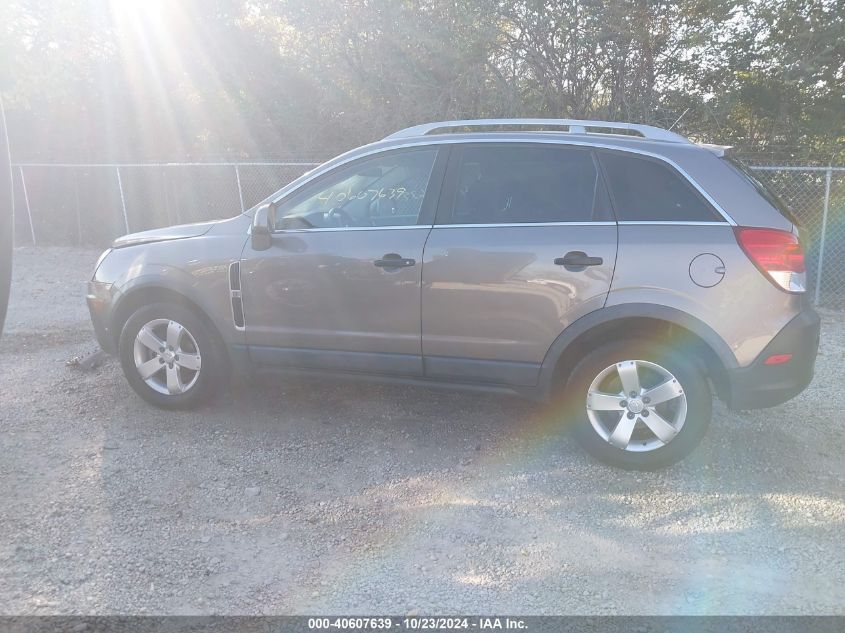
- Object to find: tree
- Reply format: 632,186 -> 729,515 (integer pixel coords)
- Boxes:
1,0 -> 842,161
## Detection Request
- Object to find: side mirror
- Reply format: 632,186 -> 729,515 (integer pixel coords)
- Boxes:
251,203 -> 275,251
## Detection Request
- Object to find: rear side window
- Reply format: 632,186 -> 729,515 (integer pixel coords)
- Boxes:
599,152 -> 722,222
443,145 -> 610,225
722,157 -> 800,226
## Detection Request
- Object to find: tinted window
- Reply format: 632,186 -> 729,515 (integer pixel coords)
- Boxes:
600,152 -> 721,222
275,149 -> 437,229
723,157 -> 800,226
444,146 -> 607,225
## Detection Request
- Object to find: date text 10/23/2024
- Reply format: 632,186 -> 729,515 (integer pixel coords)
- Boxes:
307,617 -> 528,630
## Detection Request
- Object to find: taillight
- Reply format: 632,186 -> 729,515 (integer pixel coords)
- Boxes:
764,353 -> 793,365
734,227 -> 806,293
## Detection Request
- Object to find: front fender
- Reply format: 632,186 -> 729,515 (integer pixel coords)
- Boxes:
112,270 -> 217,322
95,236 -> 246,349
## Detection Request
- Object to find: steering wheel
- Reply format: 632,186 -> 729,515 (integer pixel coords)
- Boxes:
326,207 -> 355,227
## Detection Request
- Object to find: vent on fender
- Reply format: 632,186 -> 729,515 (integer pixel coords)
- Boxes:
228,262 -> 245,329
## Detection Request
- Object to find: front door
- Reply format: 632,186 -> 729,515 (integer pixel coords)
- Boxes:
241,147 -> 445,376
421,143 -> 618,386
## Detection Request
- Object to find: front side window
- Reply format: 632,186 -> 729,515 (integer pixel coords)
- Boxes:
275,149 -> 437,229
599,151 -> 722,222
443,145 -> 608,225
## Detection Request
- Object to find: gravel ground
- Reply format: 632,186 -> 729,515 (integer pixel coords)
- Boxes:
0,246 -> 843,615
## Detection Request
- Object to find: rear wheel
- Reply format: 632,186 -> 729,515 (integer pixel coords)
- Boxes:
118,302 -> 226,409
565,340 -> 711,470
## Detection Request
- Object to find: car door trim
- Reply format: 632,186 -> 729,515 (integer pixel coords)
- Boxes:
249,345 -> 424,376
424,355 -> 540,386
270,221 -> 730,232
431,221 -> 616,228
617,221 -> 731,226
273,225 -> 432,233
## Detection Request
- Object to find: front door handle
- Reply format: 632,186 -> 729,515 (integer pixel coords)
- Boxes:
374,253 -> 416,269
554,251 -> 604,271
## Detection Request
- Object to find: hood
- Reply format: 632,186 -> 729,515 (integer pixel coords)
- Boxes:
111,220 -> 220,248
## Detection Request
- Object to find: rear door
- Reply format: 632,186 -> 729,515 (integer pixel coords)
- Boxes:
420,143 -> 618,386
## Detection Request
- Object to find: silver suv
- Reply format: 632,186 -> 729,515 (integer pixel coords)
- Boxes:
87,119 -> 820,469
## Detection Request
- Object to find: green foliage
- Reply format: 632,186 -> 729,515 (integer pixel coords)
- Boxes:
2,0 -> 843,161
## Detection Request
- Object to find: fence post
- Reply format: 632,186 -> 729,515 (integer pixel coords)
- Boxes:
234,164 -> 246,214
18,166 -> 36,246
814,167 -> 832,307
115,166 -> 130,234
162,168 -> 173,226
73,170 -> 83,246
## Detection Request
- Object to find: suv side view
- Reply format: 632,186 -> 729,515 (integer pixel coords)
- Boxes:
87,119 -> 820,469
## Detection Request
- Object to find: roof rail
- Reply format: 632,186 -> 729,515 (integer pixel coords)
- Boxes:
384,118 -> 691,144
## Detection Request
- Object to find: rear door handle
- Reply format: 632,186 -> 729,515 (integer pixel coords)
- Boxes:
374,253 -> 416,269
554,251 -> 604,271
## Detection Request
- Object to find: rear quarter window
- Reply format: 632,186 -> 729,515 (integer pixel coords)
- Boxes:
722,157 -> 800,227
599,151 -> 723,222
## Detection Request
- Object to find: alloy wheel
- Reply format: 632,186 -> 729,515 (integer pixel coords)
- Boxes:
586,359 -> 688,452
133,318 -> 202,395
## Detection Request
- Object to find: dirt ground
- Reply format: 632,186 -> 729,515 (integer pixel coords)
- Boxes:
0,246 -> 843,615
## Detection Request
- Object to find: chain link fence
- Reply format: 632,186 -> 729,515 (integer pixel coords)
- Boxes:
745,165 -> 845,310
9,160 -> 845,309
10,162 -> 319,247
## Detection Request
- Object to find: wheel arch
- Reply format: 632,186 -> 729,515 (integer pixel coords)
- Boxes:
539,304 -> 737,402
111,282 -> 228,365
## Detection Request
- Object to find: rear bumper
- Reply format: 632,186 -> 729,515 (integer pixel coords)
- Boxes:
725,308 -> 820,410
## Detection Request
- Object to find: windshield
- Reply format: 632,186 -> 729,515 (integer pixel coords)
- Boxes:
722,157 -> 801,227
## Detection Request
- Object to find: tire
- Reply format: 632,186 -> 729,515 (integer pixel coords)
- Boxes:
118,302 -> 227,409
564,339 -> 712,470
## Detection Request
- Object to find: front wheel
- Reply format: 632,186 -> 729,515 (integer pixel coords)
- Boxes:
565,340 -> 712,470
118,302 -> 226,409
